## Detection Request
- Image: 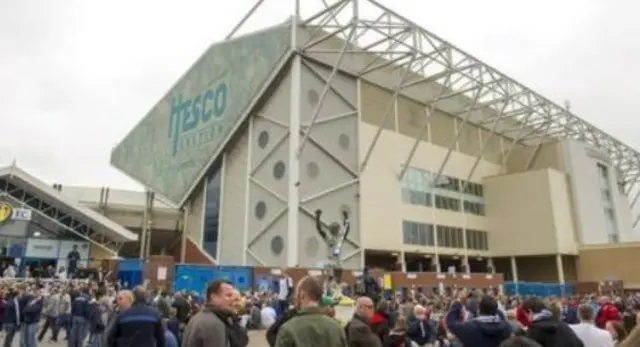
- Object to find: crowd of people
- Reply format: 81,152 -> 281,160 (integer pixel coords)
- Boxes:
0,272 -> 639,347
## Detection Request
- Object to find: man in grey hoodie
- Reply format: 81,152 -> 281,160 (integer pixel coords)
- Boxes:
38,290 -> 61,342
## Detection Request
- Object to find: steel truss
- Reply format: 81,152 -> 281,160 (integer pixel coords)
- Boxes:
230,0 -> 640,233
0,177 -> 122,256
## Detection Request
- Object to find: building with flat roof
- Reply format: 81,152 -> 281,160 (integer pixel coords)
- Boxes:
109,0 -> 640,284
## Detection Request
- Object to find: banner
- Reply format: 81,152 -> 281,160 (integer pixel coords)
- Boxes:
25,238 -> 60,259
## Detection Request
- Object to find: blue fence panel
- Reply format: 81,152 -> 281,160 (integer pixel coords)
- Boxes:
217,266 -> 253,292
116,259 -> 144,288
504,282 -> 575,296
173,265 -> 254,295
118,259 -> 144,272
173,265 -> 216,296
118,271 -> 143,288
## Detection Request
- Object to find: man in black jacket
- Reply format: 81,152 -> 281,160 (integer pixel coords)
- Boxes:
3,287 -> 22,347
21,288 -> 43,347
107,286 -> 164,347
522,297 -> 584,347
445,293 -> 512,347
69,287 -> 91,347
87,292 -> 107,347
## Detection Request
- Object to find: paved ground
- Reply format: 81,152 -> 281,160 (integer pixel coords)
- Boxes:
248,330 -> 269,347
21,328 -> 270,347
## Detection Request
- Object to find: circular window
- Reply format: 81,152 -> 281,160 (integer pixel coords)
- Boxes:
305,237 -> 320,257
257,131 -> 270,149
254,201 -> 267,220
307,89 -> 320,106
338,134 -> 350,150
273,161 -> 286,180
306,161 -> 320,179
271,236 -> 284,255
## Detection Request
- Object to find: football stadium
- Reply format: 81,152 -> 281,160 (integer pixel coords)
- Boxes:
2,0 -> 640,290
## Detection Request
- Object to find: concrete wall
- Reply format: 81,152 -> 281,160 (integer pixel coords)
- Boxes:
505,141 -> 566,173
578,244 -> 640,287
562,140 -> 636,244
484,169 -> 578,256
358,80 -> 501,255
216,60 -> 362,269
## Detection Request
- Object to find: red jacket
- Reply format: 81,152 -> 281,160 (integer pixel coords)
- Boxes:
516,305 -> 531,327
596,303 -> 621,329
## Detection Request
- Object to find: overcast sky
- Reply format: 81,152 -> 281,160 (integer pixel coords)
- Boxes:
0,0 -> 638,191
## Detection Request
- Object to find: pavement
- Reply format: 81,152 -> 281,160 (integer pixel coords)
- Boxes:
23,328 -> 270,347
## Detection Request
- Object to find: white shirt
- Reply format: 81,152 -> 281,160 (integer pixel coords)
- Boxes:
4,266 -> 15,278
278,277 -> 292,300
260,306 -> 277,329
570,322 -> 614,347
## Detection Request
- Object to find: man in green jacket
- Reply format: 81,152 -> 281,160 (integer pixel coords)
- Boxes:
275,276 -> 348,347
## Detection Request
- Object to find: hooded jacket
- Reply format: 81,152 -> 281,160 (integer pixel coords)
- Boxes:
526,310 -> 584,347
445,302 -> 511,347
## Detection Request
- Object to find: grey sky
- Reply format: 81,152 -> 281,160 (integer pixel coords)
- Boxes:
0,0 -> 637,190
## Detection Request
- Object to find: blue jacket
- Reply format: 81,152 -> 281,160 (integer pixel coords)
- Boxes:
107,303 -> 165,347
18,294 -> 33,323
71,293 -> 91,318
164,330 -> 178,347
88,301 -> 106,333
22,297 -> 43,325
445,302 -> 512,347
4,297 -> 20,325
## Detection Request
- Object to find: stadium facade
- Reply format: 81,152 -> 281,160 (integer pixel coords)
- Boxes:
109,0 -> 640,284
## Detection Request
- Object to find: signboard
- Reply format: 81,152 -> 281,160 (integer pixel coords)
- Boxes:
110,25 -> 292,205
25,238 -> 61,259
59,241 -> 90,260
0,203 -> 32,223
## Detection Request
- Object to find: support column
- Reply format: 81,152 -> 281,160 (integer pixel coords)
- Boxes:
487,258 -> 496,274
139,191 -> 149,260
286,26 -> 302,268
180,205 -> 189,264
556,254 -> 565,284
399,251 -> 406,272
510,256 -> 519,282
463,255 -> 470,274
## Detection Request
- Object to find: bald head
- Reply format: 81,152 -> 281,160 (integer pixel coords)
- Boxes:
355,296 -> 374,319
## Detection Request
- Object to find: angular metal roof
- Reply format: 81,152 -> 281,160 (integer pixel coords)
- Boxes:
0,165 -> 138,244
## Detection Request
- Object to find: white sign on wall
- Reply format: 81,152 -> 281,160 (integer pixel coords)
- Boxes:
25,238 -> 60,259
59,241 -> 90,260
11,208 -> 32,221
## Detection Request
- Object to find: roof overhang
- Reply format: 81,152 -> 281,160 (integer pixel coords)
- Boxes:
0,165 -> 137,252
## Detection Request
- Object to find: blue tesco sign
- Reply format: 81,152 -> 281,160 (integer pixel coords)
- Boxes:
169,82 -> 228,156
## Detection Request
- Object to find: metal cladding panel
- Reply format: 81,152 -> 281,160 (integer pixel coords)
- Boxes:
111,26 -> 292,205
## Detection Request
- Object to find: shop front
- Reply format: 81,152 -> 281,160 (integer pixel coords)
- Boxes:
23,238 -> 90,276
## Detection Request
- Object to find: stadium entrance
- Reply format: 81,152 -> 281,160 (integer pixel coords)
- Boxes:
0,164 -> 138,277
